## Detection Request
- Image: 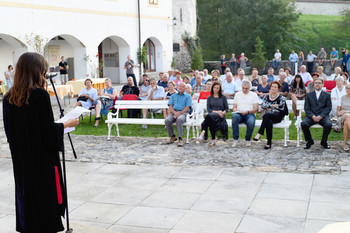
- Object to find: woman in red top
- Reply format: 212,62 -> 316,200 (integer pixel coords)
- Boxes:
198,80 -> 212,102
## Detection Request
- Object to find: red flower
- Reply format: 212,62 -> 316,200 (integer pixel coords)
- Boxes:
96,54 -> 99,57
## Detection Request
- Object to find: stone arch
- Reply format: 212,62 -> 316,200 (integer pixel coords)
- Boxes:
98,35 -> 131,83
47,34 -> 87,81
0,34 -> 27,73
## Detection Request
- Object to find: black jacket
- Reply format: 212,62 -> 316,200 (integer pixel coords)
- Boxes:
304,90 -> 332,118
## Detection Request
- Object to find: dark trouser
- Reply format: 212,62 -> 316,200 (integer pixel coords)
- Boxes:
127,73 -> 137,87
201,113 -> 221,140
257,112 -> 284,145
301,116 -> 332,143
221,66 -> 226,74
307,62 -> 313,74
230,64 -> 236,75
343,63 -> 348,73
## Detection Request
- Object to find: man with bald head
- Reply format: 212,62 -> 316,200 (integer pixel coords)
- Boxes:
165,82 -> 192,147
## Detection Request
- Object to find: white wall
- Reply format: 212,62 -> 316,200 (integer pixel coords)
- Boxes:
101,38 -> 119,83
0,0 -> 173,83
296,2 -> 350,15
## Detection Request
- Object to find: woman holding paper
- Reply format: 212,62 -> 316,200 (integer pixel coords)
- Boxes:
3,52 -> 79,233
94,78 -> 117,127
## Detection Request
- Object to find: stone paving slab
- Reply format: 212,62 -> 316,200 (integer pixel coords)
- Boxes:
2,159 -> 350,232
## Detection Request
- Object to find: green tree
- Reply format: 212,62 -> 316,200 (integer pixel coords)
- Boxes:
191,47 -> 204,70
251,37 -> 267,70
197,0 -> 301,61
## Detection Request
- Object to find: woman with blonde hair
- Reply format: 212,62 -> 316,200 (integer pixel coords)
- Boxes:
3,52 -> 79,232
250,68 -> 260,87
298,51 -> 304,70
317,66 -> 327,80
337,83 -> 350,151
329,67 -> 342,81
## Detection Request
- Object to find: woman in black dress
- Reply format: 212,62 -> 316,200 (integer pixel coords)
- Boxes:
253,81 -> 288,149
196,81 -> 229,147
3,52 -> 79,233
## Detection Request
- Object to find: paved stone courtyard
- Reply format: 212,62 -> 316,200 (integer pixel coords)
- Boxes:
1,93 -> 350,233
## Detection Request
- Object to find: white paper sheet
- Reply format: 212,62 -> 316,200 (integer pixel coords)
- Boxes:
55,106 -> 90,133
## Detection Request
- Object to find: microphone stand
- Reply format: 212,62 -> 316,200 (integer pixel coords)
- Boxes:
47,73 -> 75,233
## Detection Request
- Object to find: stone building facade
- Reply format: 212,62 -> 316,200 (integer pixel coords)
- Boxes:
172,0 -> 197,72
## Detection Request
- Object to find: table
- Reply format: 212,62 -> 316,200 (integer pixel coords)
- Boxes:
66,78 -> 106,95
0,84 -> 8,95
47,85 -> 74,100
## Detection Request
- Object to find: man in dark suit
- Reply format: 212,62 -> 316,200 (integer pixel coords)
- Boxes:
301,78 -> 332,149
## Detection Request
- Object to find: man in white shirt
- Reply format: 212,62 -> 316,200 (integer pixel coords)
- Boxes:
289,50 -> 298,75
234,69 -> 247,92
306,51 -> 317,74
299,65 -> 313,84
273,49 -> 282,69
142,78 -> 165,128
219,67 -> 231,83
222,72 -> 238,99
203,69 -> 212,83
231,80 -> 259,147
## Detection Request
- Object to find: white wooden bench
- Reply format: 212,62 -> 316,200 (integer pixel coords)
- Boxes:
295,100 -> 338,147
193,99 -> 293,146
105,100 -> 196,143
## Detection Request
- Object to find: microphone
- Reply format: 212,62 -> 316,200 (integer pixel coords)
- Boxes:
46,72 -> 59,79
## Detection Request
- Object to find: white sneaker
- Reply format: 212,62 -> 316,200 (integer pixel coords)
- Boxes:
246,140 -> 251,147
142,124 -> 148,129
232,140 -> 238,148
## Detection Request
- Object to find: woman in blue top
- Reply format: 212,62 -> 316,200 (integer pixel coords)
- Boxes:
298,51 -> 304,71
75,78 -> 97,110
94,78 -> 117,127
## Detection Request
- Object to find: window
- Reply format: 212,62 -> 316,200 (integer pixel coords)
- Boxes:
144,39 -> 156,72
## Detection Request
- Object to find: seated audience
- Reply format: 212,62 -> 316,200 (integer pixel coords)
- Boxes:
235,69 -> 247,91
256,75 -> 270,99
75,78 -> 97,110
301,78 -> 332,149
222,72 -> 238,99
253,81 -> 288,149
142,78 -> 165,128
329,67 -> 342,81
193,75 -> 206,93
139,77 -> 151,100
197,82 -> 228,147
307,73 -> 318,93
284,67 -> 294,85
317,66 -> 327,80
299,65 -> 313,84
267,68 -> 276,83
158,73 -> 169,92
289,74 -> 306,118
138,74 -> 148,87
164,82 -> 192,147
183,76 -> 190,85
198,80 -> 212,102
163,81 -> 178,118
231,80 -> 259,147
278,72 -> 289,97
219,67 -> 231,83
203,69 -> 212,82
94,78 -> 117,127
337,84 -> 350,151
174,71 -> 183,88
169,70 -> 176,81
189,70 -> 196,86
331,76 -> 346,101
120,76 -> 140,118
185,84 -> 196,100
249,68 -> 260,87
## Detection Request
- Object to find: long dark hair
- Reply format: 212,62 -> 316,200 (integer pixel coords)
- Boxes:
210,81 -> 222,97
292,74 -> 305,89
6,52 -> 48,107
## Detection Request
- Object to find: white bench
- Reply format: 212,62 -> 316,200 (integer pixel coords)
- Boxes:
295,100 -> 338,147
193,99 -> 293,146
105,100 -> 196,143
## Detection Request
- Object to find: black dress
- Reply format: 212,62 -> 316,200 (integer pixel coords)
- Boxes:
201,95 -> 229,140
3,88 -> 66,233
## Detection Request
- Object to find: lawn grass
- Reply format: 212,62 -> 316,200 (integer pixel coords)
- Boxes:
72,111 -> 345,141
295,14 -> 349,52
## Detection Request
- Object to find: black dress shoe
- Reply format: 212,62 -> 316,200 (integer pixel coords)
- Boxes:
321,142 -> 331,149
304,140 -> 314,149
